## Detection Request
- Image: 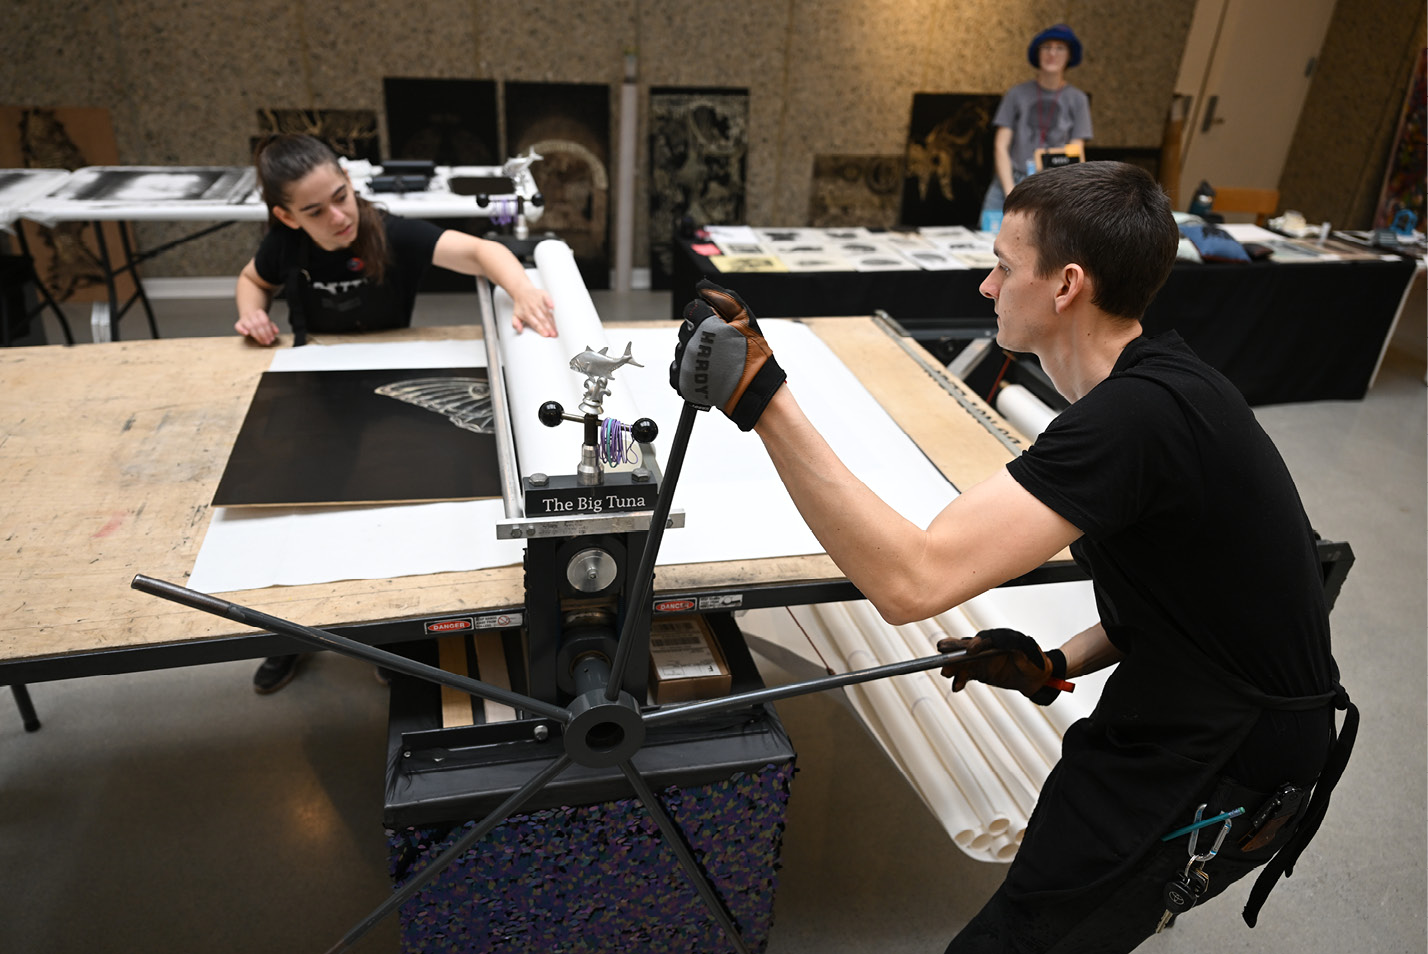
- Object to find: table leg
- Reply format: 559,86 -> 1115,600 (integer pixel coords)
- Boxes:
117,221 -> 160,338
12,228 -> 75,345
89,221 -> 122,341
11,684 -> 41,732
90,301 -> 112,342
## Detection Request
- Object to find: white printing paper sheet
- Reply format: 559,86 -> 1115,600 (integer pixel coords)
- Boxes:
188,319 -> 958,591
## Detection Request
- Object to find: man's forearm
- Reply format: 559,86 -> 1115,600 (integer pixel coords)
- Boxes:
994,128 -> 1015,195
1059,621 -> 1125,678
754,387 -> 928,611
752,386 -> 1078,624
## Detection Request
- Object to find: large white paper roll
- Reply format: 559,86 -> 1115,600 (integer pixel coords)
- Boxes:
843,676 -> 990,850
495,240 -> 646,481
987,831 -> 1021,861
940,679 -> 1040,816
829,601 -> 1039,833
995,383 -> 1058,441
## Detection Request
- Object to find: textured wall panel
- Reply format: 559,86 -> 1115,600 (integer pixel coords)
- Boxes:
0,0 -> 1230,276
1280,0 -> 1428,228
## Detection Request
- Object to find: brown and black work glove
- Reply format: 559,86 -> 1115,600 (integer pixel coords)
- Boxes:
938,628 -> 1067,706
670,279 -> 786,430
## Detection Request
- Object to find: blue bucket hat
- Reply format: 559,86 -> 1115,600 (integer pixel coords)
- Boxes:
1028,24 -> 1083,69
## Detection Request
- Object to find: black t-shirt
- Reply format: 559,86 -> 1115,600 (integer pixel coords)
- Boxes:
1007,332 -> 1335,700
1002,334 -> 1344,900
253,212 -> 443,329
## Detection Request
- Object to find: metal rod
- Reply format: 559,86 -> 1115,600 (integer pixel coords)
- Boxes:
126,219 -> 238,267
606,402 -> 700,700
475,275 -> 524,519
619,760 -> 751,954
644,649 -> 979,728
130,574 -> 570,723
869,313 -> 1026,457
325,754 -> 573,954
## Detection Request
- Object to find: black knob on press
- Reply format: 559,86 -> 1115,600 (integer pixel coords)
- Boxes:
531,193 -> 545,208
476,194 -> 490,208
538,401 -> 564,427
630,418 -> 658,443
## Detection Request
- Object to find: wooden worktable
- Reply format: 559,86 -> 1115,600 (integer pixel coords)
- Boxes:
0,320 -> 1029,679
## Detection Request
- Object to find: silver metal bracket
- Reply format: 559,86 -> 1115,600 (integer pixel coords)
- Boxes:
496,508 -> 686,540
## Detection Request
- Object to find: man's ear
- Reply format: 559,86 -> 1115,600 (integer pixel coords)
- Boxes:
272,205 -> 299,230
1054,263 -> 1087,313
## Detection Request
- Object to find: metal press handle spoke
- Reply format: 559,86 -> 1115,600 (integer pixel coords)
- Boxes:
325,754 -> 574,954
605,402 -> 701,701
619,759 -> 752,954
130,574 -> 570,724
644,649 -> 982,728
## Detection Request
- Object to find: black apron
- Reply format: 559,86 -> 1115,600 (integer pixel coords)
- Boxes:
1005,624 -> 1356,927
285,234 -> 406,346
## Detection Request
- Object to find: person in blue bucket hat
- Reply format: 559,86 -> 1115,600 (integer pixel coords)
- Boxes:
981,23 -> 1093,231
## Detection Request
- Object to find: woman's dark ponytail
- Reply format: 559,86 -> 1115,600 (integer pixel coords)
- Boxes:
253,133 -> 390,284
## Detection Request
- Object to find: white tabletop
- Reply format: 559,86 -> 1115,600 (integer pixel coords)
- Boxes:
9,160 -> 545,227
0,168 -> 75,231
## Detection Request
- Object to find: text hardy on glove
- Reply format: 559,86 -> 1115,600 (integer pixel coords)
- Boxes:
669,279 -> 787,431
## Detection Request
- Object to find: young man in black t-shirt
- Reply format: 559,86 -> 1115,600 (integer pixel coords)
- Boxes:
669,161 -> 1354,953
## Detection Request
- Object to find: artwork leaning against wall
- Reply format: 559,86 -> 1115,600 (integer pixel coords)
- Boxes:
647,87 -> 749,290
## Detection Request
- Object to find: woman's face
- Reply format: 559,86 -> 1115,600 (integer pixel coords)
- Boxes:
1038,39 -> 1070,74
271,163 -> 359,251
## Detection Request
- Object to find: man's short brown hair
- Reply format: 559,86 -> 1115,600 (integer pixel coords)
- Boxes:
1003,162 -> 1179,320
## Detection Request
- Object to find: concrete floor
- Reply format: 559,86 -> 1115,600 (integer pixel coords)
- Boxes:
2,290 -> 1424,953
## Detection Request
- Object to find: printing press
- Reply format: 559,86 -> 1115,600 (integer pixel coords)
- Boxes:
3,241 -> 1355,952
120,240 -> 1015,951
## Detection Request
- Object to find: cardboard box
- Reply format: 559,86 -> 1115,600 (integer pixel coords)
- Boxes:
648,615 -> 731,704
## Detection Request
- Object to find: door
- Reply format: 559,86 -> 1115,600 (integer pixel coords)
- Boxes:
1175,0 -> 1338,206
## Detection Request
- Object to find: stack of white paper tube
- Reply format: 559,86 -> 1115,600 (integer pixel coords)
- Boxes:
772,596 -> 1101,862
493,240 -> 646,479
994,383 -> 1058,441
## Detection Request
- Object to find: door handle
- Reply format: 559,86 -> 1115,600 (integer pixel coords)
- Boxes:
1200,95 -> 1223,133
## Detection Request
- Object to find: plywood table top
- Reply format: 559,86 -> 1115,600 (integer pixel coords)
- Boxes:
0,320 -> 1041,678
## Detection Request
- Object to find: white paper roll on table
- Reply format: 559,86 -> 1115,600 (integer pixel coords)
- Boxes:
496,240 -> 646,480
995,383 -> 1058,441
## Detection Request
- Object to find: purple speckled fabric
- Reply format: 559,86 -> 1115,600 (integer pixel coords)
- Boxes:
388,761 -> 796,953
